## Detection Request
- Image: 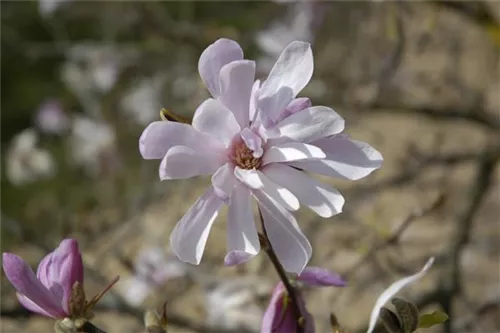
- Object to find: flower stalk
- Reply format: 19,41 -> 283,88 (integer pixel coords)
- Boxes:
258,209 -> 306,333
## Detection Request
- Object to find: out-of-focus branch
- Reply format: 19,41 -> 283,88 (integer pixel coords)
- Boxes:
342,193 -> 446,279
413,148 -> 499,332
430,1 -> 500,35
350,149 -> 497,197
365,104 -> 500,131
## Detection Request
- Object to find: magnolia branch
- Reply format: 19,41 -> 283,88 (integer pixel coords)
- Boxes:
258,209 -> 306,333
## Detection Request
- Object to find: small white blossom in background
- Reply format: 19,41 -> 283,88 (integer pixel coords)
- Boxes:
34,99 -> 70,135
255,1 -> 324,73
69,116 -> 117,177
63,44 -> 121,94
38,0 -> 72,18
204,277 -> 270,331
5,128 -> 56,186
120,247 -> 188,306
61,44 -> 127,118
121,76 -> 166,126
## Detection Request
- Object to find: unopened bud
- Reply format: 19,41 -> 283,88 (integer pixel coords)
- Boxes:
160,109 -> 190,124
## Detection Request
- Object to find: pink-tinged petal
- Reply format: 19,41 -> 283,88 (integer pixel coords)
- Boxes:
224,185 -> 260,266
192,98 -> 241,146
38,239 -> 83,314
367,257 -> 435,333
258,171 -> 300,211
160,145 -> 223,180
261,283 -> 284,333
212,163 -> 238,204
170,187 -> 223,265
298,267 -> 346,287
261,283 -> 315,333
234,167 -> 264,189
219,60 -> 256,127
253,191 -> 311,273
198,38 -> 244,98
263,164 -> 344,218
249,80 -> 261,124
2,253 -> 66,318
291,137 -> 383,180
276,97 -> 312,123
16,293 -> 54,317
240,128 -> 263,158
262,142 -> 325,166
258,41 -> 314,123
139,121 -> 224,160
271,106 -> 345,143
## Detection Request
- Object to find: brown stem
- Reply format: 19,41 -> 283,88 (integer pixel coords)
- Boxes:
258,209 -> 306,333
78,321 -> 107,333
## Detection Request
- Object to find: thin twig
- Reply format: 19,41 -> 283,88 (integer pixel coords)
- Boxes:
258,209 -> 306,333
342,193 -> 446,279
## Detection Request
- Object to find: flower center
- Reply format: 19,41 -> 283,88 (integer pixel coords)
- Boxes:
231,141 -> 262,170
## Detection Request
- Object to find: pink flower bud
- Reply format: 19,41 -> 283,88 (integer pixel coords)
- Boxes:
2,239 -> 83,318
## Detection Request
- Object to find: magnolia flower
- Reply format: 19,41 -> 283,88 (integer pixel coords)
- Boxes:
34,99 -> 70,135
367,257 -> 435,333
69,116 -> 117,177
121,247 -> 187,306
262,267 -> 346,333
139,38 -> 382,273
6,128 -> 56,186
2,239 -> 83,318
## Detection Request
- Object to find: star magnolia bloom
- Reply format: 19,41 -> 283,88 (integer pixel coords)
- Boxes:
366,257 -> 435,333
261,267 -> 346,333
2,239 -> 83,318
139,38 -> 383,273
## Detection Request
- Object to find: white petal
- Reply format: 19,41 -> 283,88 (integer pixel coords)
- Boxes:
212,163 -> 238,204
139,121 -> 224,160
291,137 -> 383,180
367,257 -> 435,333
260,173 -> 299,211
262,142 -> 325,165
170,187 -> 223,265
234,167 -> 264,189
258,41 -> 314,122
192,98 -> 241,146
263,163 -> 344,218
219,60 -> 256,127
235,168 -> 299,211
240,128 -> 263,158
253,190 -> 311,273
160,145 -> 223,180
272,106 -> 345,143
224,185 -> 260,266
198,38 -> 243,97
249,80 -> 261,123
